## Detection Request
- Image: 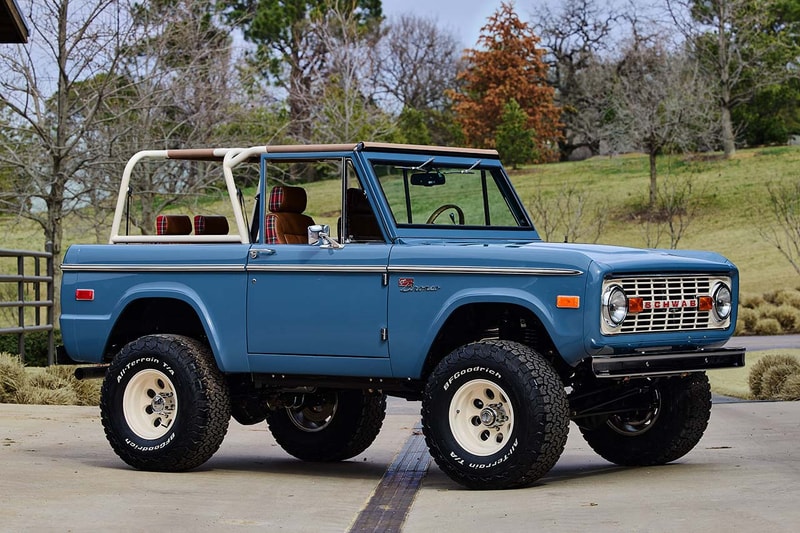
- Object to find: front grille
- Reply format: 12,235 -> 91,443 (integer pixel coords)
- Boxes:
602,275 -> 730,334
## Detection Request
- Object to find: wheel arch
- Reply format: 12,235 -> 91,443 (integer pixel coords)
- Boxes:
415,292 -> 571,382
102,285 -> 241,371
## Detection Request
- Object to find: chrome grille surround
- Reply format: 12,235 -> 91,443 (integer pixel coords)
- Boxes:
601,275 -> 732,335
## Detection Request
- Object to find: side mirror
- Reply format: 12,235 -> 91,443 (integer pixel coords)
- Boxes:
308,224 -> 344,249
308,224 -> 329,245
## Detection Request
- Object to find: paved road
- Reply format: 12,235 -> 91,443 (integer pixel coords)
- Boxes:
1,398 -> 799,532
727,334 -> 800,351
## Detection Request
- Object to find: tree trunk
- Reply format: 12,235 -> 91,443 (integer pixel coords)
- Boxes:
649,150 -> 658,208
721,105 -> 735,158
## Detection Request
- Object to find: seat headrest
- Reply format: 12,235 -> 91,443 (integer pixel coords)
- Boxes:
269,185 -> 307,213
346,188 -> 372,214
156,214 -> 192,235
194,215 -> 229,235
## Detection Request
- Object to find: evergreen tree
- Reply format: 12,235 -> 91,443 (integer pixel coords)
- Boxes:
451,2 -> 561,162
495,99 -> 536,169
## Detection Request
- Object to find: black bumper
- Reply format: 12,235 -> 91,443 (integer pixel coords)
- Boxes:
591,347 -> 746,378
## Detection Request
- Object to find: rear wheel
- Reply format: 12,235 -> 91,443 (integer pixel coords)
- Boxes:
422,340 -> 569,490
579,373 -> 712,466
100,334 -> 230,471
267,389 -> 386,461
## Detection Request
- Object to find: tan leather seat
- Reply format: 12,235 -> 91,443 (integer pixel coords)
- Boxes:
265,186 -> 315,244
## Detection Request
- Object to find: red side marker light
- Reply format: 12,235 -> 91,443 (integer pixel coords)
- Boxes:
75,289 -> 95,301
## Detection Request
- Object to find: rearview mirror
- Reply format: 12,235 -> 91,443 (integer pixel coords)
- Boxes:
410,172 -> 446,187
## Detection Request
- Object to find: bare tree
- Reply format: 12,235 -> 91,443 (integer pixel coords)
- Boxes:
636,172 -> 707,249
0,0 -> 135,261
760,181 -> 800,276
527,182 -> 607,243
667,0 -> 800,158
372,14 -> 461,113
611,32 -> 716,207
84,0 -> 240,235
533,0 -> 621,158
305,6 -> 397,144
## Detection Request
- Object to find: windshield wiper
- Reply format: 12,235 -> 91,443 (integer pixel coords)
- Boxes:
397,157 -> 435,172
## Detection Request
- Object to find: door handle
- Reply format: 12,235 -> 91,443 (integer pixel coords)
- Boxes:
249,249 -> 276,259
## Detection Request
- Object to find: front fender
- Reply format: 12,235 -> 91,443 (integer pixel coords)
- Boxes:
388,286 -> 587,378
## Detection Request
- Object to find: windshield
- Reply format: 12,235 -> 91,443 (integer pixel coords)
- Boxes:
371,160 -> 530,228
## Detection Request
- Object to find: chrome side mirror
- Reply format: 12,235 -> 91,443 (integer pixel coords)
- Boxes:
308,224 -> 344,249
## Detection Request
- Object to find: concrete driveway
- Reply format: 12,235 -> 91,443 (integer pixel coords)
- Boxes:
1,398 -> 798,532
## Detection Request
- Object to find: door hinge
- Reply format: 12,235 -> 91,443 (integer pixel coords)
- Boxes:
380,328 -> 388,341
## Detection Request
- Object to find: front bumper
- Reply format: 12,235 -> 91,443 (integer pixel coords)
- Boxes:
591,347 -> 745,378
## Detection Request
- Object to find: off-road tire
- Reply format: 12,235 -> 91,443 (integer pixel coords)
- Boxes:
267,389 -> 386,462
422,340 -> 569,490
579,373 -> 711,466
100,334 -> 231,471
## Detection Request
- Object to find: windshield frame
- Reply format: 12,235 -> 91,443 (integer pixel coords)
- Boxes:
362,151 -> 540,241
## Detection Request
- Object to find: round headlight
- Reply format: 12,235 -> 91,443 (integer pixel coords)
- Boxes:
713,282 -> 732,321
603,285 -> 628,327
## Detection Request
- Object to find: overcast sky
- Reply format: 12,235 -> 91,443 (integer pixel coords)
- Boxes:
380,0 -> 506,47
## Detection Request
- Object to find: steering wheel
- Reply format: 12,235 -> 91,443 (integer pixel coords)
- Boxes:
426,204 -> 465,224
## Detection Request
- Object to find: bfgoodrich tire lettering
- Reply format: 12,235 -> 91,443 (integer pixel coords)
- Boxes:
100,334 -> 231,471
422,340 -> 569,490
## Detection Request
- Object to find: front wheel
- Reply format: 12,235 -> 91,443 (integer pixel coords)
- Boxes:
267,389 -> 386,462
100,334 -> 231,471
422,340 -> 569,490
579,373 -> 712,466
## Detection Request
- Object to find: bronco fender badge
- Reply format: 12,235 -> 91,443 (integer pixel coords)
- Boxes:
398,277 -> 440,293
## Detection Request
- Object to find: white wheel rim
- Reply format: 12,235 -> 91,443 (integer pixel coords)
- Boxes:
449,378 -> 515,456
122,369 -> 178,440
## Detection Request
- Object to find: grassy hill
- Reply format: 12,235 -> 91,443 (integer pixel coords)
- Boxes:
3,145 -> 800,297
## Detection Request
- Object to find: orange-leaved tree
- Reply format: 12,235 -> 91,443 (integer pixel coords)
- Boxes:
451,2 -> 562,163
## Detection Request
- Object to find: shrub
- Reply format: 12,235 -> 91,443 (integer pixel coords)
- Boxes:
15,382 -> 79,406
753,317 -> 782,335
778,373 -> 800,401
0,352 -> 26,403
740,293 -> 765,309
748,354 -> 800,399
773,288 -> 800,308
44,365 -> 100,406
737,307 -> 759,334
761,364 -> 800,399
0,352 -> 100,405
0,330 -> 62,367
766,305 -> 800,333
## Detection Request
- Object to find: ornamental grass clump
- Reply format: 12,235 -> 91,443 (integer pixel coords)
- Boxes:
737,288 -> 800,335
0,352 -> 26,403
748,354 -> 800,400
0,352 -> 100,405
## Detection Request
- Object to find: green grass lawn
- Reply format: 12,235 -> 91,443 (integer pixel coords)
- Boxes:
708,349 -> 800,399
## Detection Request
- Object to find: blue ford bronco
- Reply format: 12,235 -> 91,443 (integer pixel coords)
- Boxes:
59,143 -> 745,489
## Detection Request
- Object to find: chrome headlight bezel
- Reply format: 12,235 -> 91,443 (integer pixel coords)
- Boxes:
712,282 -> 733,321
602,284 -> 628,328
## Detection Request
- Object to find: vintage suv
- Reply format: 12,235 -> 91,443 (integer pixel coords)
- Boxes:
59,142 -> 745,489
